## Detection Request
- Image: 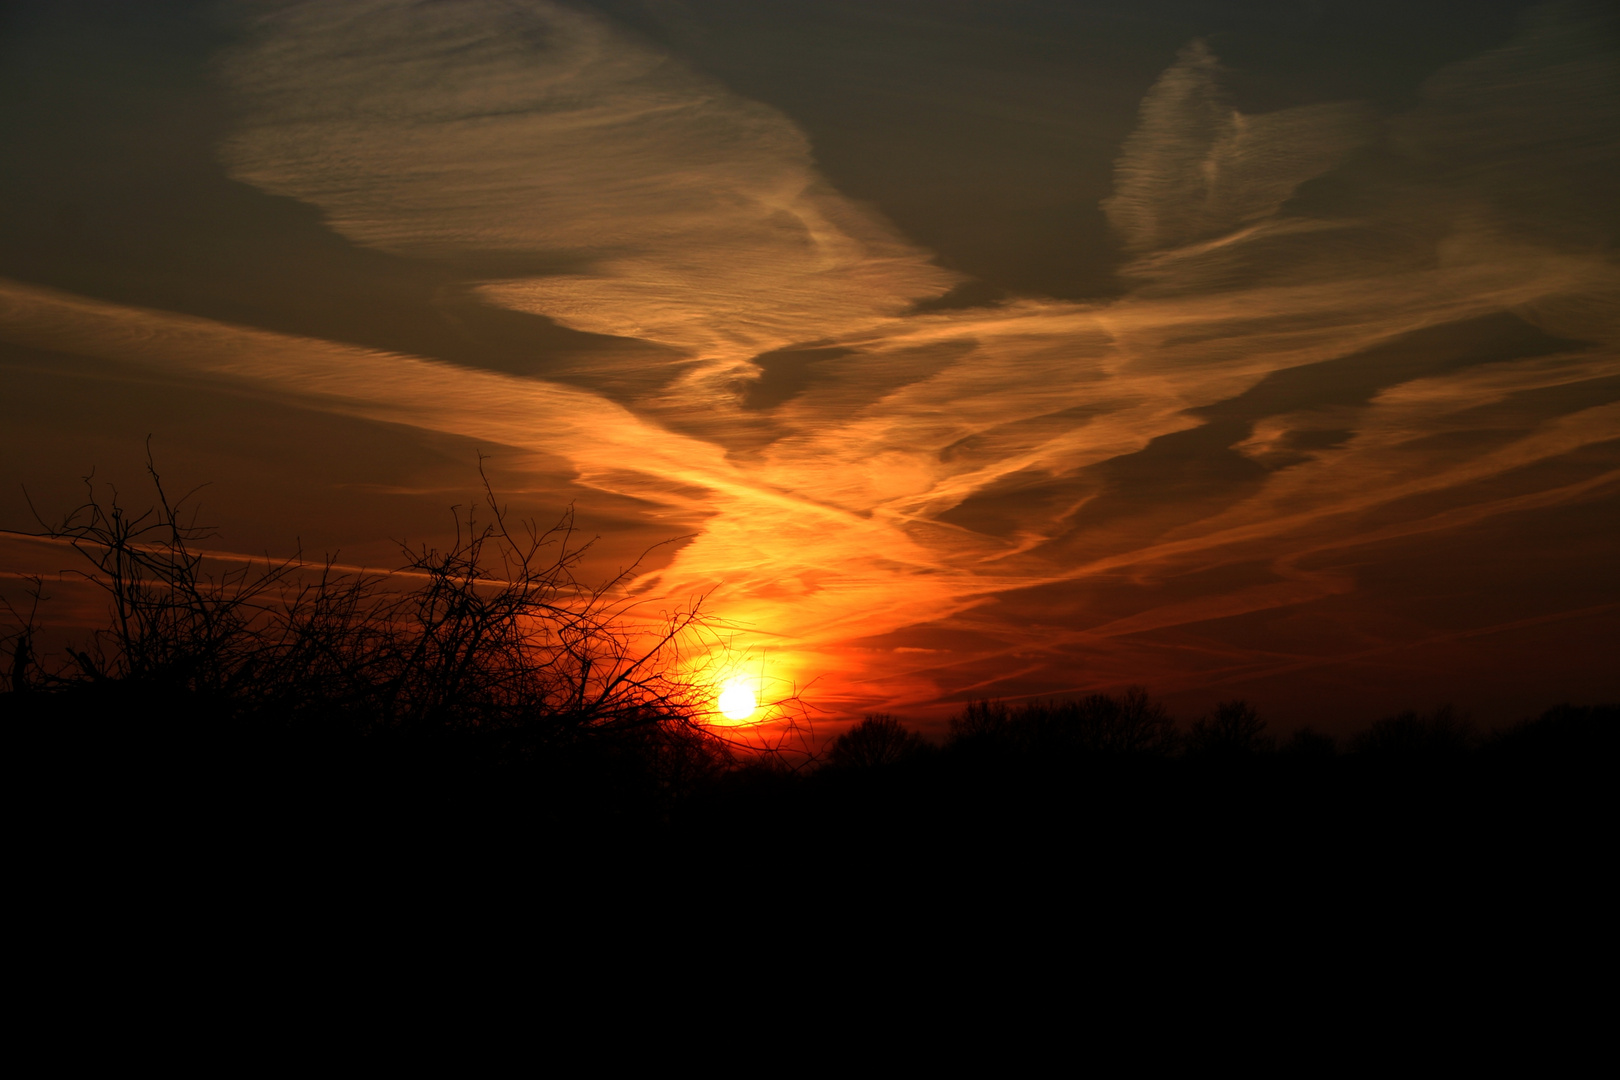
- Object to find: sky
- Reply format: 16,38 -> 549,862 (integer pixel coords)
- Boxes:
2,0 -> 1617,737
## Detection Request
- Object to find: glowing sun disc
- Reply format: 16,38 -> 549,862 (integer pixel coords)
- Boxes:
718,683 -> 757,721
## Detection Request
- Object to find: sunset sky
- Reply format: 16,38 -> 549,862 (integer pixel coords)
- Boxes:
3,0 -> 1616,736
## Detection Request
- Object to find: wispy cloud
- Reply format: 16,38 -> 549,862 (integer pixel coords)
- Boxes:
220,0 -> 957,386
1102,40 -> 1372,257
5,1 -> 1615,717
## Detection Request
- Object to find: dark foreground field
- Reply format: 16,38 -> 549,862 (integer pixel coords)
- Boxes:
9,683 -> 1612,894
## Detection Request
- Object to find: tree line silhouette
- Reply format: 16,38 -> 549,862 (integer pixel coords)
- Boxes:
2,458 -> 1612,870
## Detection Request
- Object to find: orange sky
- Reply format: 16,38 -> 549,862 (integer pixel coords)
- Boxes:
2,1 -> 1616,736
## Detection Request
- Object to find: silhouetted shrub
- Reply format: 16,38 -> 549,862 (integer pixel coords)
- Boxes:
3,450 -> 743,801
1,581 -> 41,695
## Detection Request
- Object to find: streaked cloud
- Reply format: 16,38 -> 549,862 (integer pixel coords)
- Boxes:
220,0 -> 958,386
1102,40 -> 1372,257
3,1 -> 1616,722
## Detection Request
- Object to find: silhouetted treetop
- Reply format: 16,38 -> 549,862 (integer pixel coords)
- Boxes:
1185,700 -> 1272,758
827,714 -> 931,769
1350,706 -> 1474,762
946,686 -> 1177,758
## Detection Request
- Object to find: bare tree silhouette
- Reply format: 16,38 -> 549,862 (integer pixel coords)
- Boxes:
1280,726 -> 1337,758
827,714 -> 930,769
1350,705 -> 1474,762
947,687 -> 1178,758
3,445 -> 791,791
1185,700 -> 1273,758
19,445 -> 299,695
1,575 -> 44,695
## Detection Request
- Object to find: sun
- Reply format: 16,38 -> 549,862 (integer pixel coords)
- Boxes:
718,680 -> 758,722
